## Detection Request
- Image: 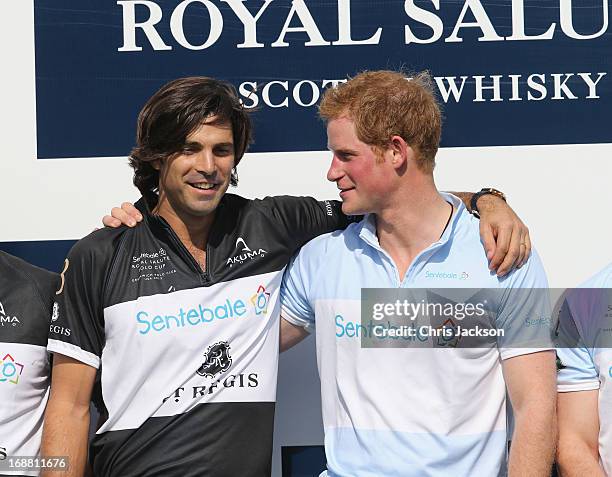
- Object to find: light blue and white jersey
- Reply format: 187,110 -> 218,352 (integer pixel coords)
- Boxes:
281,193 -> 552,477
556,263 -> 612,474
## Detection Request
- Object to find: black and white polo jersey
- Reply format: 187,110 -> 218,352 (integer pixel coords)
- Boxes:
0,251 -> 58,477
47,194 -> 352,477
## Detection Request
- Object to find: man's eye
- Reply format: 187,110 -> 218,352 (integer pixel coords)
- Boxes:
215,148 -> 233,156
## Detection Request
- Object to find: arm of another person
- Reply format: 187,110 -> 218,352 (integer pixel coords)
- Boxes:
557,389 -> 605,476
554,289 -> 605,475
278,245 -> 317,353
41,355 -> 97,477
280,317 -> 310,352
452,192 -> 530,275
103,191 -> 529,276
503,350 -> 557,477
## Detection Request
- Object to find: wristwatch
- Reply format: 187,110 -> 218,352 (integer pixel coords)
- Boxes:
470,188 -> 507,218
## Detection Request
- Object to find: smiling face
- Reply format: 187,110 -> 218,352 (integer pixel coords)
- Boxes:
154,118 -> 234,224
326,117 -> 393,215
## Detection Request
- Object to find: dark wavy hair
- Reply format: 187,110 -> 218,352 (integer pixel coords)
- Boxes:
129,77 -> 252,205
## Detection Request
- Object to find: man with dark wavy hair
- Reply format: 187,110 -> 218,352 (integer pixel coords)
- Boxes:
129,77 -> 251,207
43,76 -> 532,477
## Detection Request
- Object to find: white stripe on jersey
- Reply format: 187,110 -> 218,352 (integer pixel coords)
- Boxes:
0,343 -> 50,477
102,271 -> 281,433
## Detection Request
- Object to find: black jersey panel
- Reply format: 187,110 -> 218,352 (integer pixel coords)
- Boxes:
256,195 -> 351,251
48,227 -> 128,364
90,402 -> 274,477
0,251 -> 58,346
101,194 -> 355,309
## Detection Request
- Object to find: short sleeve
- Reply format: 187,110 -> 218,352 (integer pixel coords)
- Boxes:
556,296 -> 600,392
47,237 -> 108,369
280,253 -> 316,332
262,196 -> 356,252
495,250 -> 554,360
29,268 -> 60,324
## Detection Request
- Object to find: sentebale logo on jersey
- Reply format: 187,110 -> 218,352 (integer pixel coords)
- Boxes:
251,285 -> 271,315
435,318 -> 461,348
136,298 -> 247,335
0,353 -> 25,385
226,237 -> 267,267
0,301 -> 20,327
136,286 -> 272,335
425,270 -> 469,281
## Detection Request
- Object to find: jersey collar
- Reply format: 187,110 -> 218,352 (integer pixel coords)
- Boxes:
357,192 -> 466,253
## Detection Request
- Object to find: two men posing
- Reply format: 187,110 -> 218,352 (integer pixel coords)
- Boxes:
34,70 -> 563,476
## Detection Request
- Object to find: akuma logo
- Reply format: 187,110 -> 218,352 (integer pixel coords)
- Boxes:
197,341 -> 232,378
251,285 -> 271,315
0,354 -> 25,385
226,237 -> 267,267
52,302 -> 59,322
0,301 -> 20,327
236,238 -> 251,252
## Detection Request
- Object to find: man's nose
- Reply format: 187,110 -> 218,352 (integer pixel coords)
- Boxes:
194,150 -> 216,175
326,155 -> 342,183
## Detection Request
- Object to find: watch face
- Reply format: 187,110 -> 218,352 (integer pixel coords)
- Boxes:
483,188 -> 506,201
492,189 -> 506,201
471,189 -> 506,216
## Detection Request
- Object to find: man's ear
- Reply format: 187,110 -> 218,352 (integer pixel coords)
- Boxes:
388,135 -> 411,169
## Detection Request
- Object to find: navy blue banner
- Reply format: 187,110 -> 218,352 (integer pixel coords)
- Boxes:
281,446 -> 326,476
35,0 -> 611,158
0,241 -> 75,273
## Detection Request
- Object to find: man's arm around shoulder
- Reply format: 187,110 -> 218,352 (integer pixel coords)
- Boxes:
41,355 -> 97,476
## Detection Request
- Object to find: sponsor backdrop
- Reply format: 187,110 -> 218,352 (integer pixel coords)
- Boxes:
35,0 -> 611,157
2,1 -> 612,475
